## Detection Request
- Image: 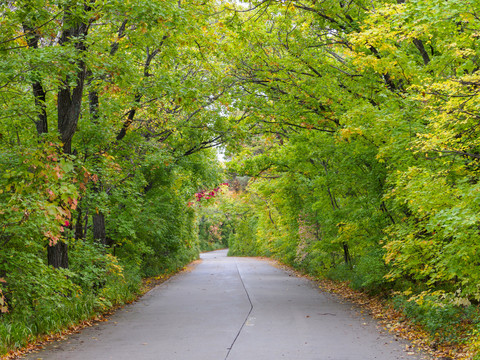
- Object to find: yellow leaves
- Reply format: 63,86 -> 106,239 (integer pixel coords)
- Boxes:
336,222 -> 360,244
0,290 -> 7,313
338,128 -> 353,141
471,32 -> 480,40
16,32 -> 28,48
105,254 -> 125,280
338,127 -> 364,142
451,297 -> 471,307
460,12 -> 475,23
300,21 -> 311,31
455,48 -> 476,58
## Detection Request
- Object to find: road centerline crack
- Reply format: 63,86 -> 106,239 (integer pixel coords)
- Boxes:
224,259 -> 254,360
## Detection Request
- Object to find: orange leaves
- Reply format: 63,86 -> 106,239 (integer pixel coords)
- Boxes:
67,197 -> 78,210
53,165 -> 62,179
78,167 -> 98,192
0,278 -> 7,314
43,230 -> 60,246
102,83 -> 122,94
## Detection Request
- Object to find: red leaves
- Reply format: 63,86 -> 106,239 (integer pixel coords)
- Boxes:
47,189 -> 56,200
44,230 -> 60,246
193,183 -> 229,204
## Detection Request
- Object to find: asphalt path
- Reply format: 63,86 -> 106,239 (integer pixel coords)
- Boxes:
23,249 -> 427,360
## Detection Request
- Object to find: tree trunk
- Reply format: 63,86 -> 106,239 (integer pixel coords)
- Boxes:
75,207 -> 84,240
58,71 -> 86,154
48,4 -> 91,268
47,242 -> 68,269
23,23 -> 48,135
93,212 -> 107,246
57,5 -> 90,154
343,242 -> 352,267
32,81 -> 48,134
88,72 -> 109,247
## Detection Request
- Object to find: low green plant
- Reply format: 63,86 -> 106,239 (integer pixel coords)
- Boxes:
392,292 -> 480,343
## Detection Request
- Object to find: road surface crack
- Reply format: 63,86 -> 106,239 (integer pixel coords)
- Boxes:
224,260 -> 254,360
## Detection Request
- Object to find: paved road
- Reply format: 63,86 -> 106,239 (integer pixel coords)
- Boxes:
23,250 -> 427,360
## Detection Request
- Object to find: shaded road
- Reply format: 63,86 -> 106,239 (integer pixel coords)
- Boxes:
23,250 -> 426,360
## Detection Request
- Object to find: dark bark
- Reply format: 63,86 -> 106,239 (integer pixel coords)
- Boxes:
368,46 -> 398,91
343,242 -> 352,267
57,5 -> 91,154
23,23 -> 48,135
88,86 -> 100,122
180,135 -> 223,158
116,43 -> 165,141
380,201 -> 396,225
87,72 -> 109,245
116,93 -> 141,141
319,160 -> 350,265
47,241 -> 68,269
93,212 -> 107,246
321,160 -> 339,210
49,4 -> 91,268
109,19 -> 128,56
32,81 -> 48,134
83,208 -> 89,241
57,69 -> 87,154
75,207 -> 84,240
412,38 -> 431,65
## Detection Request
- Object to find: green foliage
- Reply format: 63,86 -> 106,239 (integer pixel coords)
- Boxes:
228,212 -> 262,257
198,211 -> 230,252
0,245 -> 139,354
0,250 -> 83,353
0,137 -> 79,249
392,292 -> 480,343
